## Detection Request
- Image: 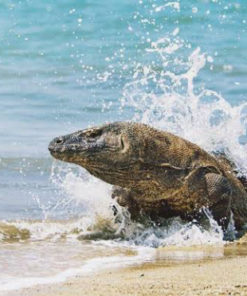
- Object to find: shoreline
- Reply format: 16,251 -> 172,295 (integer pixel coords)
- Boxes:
4,242 -> 247,296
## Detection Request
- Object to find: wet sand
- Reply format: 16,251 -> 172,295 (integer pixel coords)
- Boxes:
5,241 -> 247,296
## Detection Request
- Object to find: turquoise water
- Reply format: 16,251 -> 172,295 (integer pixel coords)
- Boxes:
1,0 -> 246,156
0,0 -> 247,291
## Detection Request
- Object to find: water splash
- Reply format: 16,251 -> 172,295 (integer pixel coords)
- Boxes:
0,160 -> 225,247
121,33 -> 247,175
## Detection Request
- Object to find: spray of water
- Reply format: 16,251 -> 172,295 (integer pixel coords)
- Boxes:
121,35 -> 247,174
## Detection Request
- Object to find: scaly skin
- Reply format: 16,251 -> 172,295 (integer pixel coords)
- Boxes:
48,122 -> 247,231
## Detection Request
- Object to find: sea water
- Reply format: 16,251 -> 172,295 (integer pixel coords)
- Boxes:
0,0 -> 247,292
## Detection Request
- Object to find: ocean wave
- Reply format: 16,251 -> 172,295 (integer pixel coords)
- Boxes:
0,206 -> 225,248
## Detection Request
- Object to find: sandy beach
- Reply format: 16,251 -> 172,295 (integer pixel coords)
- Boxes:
5,242 -> 247,296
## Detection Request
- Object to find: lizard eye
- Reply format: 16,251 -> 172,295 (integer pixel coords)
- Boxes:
89,129 -> 102,138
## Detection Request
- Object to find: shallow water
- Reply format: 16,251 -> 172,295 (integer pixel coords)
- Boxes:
1,0 -> 247,292
1,239 -> 247,293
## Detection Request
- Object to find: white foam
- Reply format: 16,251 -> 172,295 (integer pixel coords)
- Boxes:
0,247 -> 155,292
50,161 -> 113,217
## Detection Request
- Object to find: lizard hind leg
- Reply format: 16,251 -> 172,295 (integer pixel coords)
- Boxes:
205,173 -> 232,231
